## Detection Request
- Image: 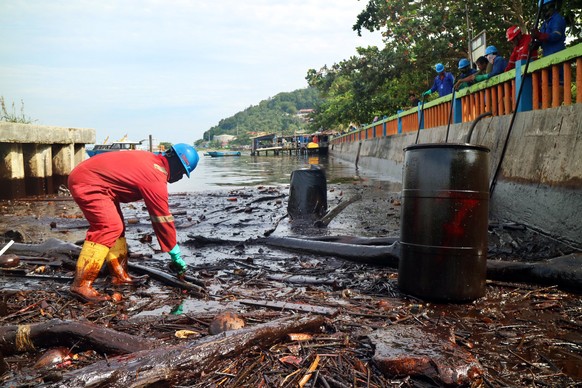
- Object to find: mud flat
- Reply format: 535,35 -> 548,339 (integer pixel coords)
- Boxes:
0,183 -> 580,387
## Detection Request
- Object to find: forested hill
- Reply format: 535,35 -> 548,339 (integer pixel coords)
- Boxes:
196,87 -> 322,148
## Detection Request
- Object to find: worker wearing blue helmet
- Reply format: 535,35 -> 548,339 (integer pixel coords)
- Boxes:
474,46 -> 507,82
423,63 -> 455,97
454,58 -> 477,90
533,0 -> 566,57
67,142 -> 199,302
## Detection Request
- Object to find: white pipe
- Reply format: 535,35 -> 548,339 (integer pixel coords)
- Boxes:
0,240 -> 14,257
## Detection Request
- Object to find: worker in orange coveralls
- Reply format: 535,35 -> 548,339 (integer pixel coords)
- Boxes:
67,143 -> 199,302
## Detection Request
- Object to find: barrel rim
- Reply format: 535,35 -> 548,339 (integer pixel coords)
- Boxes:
404,142 -> 490,152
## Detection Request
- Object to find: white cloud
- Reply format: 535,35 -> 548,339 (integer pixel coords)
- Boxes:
0,0 -> 382,144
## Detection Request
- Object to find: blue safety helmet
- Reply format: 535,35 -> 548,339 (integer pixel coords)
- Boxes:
435,63 -> 445,73
485,45 -> 498,56
540,0 -> 555,5
458,58 -> 470,70
171,143 -> 199,177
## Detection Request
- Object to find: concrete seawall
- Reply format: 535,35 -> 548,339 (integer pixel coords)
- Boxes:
330,104 -> 582,245
0,122 -> 95,199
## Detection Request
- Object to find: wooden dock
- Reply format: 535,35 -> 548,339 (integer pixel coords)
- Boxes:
252,145 -> 316,156
250,133 -> 331,156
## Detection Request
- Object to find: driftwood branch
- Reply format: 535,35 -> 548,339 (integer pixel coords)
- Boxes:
0,319 -> 156,356
266,273 -> 340,287
57,314 -> 325,387
238,299 -> 339,316
316,194 -> 362,227
128,262 -> 206,296
0,268 -> 73,282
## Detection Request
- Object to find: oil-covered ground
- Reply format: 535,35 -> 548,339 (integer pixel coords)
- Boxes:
0,182 -> 580,387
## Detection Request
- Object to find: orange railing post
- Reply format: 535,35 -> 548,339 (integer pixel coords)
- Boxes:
532,72 -> 540,110
542,68 -> 551,109
552,65 -> 561,107
563,63 -> 572,105
504,83 -> 512,114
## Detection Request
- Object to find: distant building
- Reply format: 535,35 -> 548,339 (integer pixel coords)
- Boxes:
296,109 -> 314,122
214,134 -> 236,147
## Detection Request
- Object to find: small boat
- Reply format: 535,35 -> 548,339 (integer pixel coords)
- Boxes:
86,138 -> 165,157
86,141 -> 144,157
206,151 -> 241,157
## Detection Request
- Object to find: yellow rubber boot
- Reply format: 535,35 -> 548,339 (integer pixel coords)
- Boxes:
106,237 -> 133,285
70,241 -> 111,302
106,237 -> 147,286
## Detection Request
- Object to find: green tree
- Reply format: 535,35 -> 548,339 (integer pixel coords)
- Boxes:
306,0 -> 580,130
197,88 -> 322,147
159,141 -> 173,150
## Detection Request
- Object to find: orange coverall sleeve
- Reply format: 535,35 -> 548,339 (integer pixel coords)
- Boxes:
140,183 -> 177,252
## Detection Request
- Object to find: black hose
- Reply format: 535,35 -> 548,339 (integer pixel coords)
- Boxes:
465,112 -> 493,143
444,87 -> 457,143
489,3 -> 544,197
414,97 -> 426,145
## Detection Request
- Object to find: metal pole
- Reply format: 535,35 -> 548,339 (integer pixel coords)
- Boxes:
466,4 -> 473,65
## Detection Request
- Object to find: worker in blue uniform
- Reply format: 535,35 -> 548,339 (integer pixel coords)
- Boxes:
423,63 -> 455,98
474,46 -> 508,82
533,0 -> 566,57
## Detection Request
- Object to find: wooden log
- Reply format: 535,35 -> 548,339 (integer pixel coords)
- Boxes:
0,319 -> 156,356
316,194 -> 361,227
128,262 -> 206,296
369,326 -> 483,385
266,273 -> 339,287
238,299 -> 339,316
0,268 -> 73,282
57,314 -> 325,387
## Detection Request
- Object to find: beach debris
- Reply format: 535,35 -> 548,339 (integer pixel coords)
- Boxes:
0,254 -> 19,268
208,311 -> 245,335
128,262 -> 206,296
55,315 -> 325,386
239,299 -> 339,316
175,330 -> 200,339
368,326 -> 483,385
0,319 -> 155,356
111,292 -> 123,302
33,347 -> 73,369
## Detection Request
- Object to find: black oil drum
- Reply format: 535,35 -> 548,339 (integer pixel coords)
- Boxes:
287,166 -> 327,222
398,143 -> 490,302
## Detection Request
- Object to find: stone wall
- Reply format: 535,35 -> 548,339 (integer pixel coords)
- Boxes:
0,122 -> 95,199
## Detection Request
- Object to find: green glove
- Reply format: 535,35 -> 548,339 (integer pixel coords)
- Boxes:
168,244 -> 187,276
422,89 -> 432,96
474,74 -> 488,82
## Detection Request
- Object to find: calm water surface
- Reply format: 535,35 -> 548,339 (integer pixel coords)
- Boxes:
169,153 -> 400,193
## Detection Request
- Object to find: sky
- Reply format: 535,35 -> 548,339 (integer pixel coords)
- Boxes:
0,0 -> 383,145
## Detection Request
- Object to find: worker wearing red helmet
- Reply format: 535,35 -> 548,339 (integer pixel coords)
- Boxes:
68,143 -> 199,302
505,25 -> 538,72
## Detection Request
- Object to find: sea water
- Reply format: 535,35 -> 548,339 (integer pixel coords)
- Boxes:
169,152 -> 399,193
